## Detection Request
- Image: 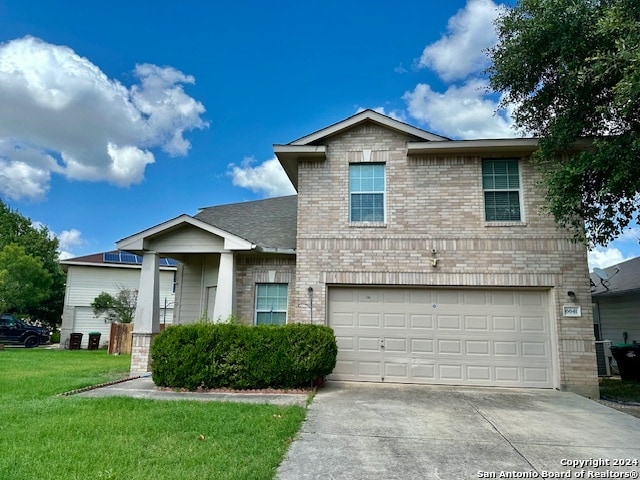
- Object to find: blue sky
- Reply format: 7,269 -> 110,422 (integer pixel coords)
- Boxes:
0,0 -> 638,269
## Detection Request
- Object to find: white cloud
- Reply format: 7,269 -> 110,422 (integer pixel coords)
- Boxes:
228,157 -> 296,197
405,1 -> 515,139
57,228 -> 84,251
403,80 -> 516,139
588,247 -> 631,271
0,36 -> 207,201
418,0 -> 504,82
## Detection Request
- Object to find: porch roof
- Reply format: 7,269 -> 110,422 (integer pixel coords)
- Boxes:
195,195 -> 297,251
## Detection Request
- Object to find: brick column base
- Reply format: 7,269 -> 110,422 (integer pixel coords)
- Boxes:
130,332 -> 157,376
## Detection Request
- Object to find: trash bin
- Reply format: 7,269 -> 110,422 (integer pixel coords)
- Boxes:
69,332 -> 83,350
609,344 -> 640,382
87,332 -> 101,350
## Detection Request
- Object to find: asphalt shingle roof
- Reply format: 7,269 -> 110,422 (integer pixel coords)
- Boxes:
194,195 -> 297,250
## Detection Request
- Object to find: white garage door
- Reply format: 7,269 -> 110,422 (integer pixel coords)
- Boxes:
329,287 -> 554,388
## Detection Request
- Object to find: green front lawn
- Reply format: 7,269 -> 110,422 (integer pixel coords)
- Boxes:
0,349 -> 306,480
600,377 -> 640,403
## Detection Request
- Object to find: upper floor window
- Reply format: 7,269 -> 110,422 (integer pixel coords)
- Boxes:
482,159 -> 521,222
349,163 -> 385,223
255,283 -> 288,325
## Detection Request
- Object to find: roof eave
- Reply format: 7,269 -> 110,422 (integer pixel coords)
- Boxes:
254,246 -> 296,255
407,138 -> 540,156
273,145 -> 326,190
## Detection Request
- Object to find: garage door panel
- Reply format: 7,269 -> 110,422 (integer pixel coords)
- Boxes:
493,316 -> 517,331
335,336 -> 355,350
523,368 -> 548,383
495,367 -> 520,382
384,338 -> 407,352
465,316 -> 489,330
358,291 -> 379,302
522,342 -> 547,356
491,291 -> 517,305
410,314 -> 433,329
411,363 -> 436,380
358,361 -> 382,376
467,365 -> 491,381
521,316 -> 546,332
358,313 -> 380,327
358,337 -> 381,351
438,339 -> 462,354
436,291 -> 460,304
439,364 -> 463,380
384,361 -> 409,378
463,291 -> 488,305
409,290 -> 433,304
437,315 -> 461,330
411,338 -> 433,353
329,287 -> 553,388
384,313 -> 406,328
520,291 -> 545,306
333,312 -> 355,327
494,341 -> 518,356
466,340 -> 490,355
383,290 -> 406,303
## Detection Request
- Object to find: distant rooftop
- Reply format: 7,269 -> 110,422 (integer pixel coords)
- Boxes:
60,250 -> 178,267
591,256 -> 640,296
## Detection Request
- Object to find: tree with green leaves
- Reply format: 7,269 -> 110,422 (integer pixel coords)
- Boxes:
488,0 -> 640,247
0,244 -> 53,314
91,288 -> 138,324
0,200 -> 65,325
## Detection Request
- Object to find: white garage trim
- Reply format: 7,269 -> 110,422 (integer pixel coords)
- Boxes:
328,287 -> 555,388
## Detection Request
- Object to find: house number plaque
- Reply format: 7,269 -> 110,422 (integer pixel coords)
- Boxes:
562,305 -> 582,317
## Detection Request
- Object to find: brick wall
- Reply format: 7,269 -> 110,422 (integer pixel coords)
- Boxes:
293,123 -> 598,397
235,253 -> 296,324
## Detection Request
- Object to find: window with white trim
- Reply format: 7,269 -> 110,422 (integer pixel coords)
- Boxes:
482,159 -> 522,222
349,163 -> 385,222
255,283 -> 288,325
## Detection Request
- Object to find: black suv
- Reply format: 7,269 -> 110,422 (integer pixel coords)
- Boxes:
0,314 -> 50,348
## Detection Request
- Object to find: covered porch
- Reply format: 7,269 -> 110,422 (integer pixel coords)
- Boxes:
116,215 -> 255,375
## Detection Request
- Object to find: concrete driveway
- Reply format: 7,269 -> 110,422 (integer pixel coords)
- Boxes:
277,382 -> 640,480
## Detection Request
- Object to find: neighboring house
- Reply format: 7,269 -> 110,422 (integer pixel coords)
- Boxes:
592,256 -> 640,345
60,250 -> 177,349
117,110 -> 597,397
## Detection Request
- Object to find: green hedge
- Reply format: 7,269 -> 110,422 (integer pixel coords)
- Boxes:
150,323 -> 338,390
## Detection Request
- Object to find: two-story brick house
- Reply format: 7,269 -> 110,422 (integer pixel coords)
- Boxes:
117,110 -> 598,397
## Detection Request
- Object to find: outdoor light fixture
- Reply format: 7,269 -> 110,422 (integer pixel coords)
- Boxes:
431,248 -> 438,267
567,291 -> 576,301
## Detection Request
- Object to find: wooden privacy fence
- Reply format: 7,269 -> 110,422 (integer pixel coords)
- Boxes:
109,323 -> 133,355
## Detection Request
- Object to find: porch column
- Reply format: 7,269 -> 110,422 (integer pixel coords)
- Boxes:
212,251 -> 234,322
130,251 -> 160,375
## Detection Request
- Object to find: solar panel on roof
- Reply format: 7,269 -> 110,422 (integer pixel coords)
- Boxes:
103,251 -> 178,266
103,251 -> 143,265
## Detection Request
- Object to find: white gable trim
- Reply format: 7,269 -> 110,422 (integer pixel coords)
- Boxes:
289,109 -> 449,145
116,214 -> 255,253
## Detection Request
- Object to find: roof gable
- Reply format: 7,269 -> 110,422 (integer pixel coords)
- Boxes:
289,109 -> 449,145
274,110 -> 449,189
116,214 -> 255,254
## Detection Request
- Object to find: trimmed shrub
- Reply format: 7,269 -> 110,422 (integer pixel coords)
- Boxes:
150,323 -> 337,390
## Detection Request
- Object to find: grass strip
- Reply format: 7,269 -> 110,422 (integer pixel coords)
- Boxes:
0,348 -> 306,480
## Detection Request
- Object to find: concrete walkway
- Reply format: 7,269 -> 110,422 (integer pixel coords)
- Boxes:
277,382 -> 640,480
75,376 -> 310,407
